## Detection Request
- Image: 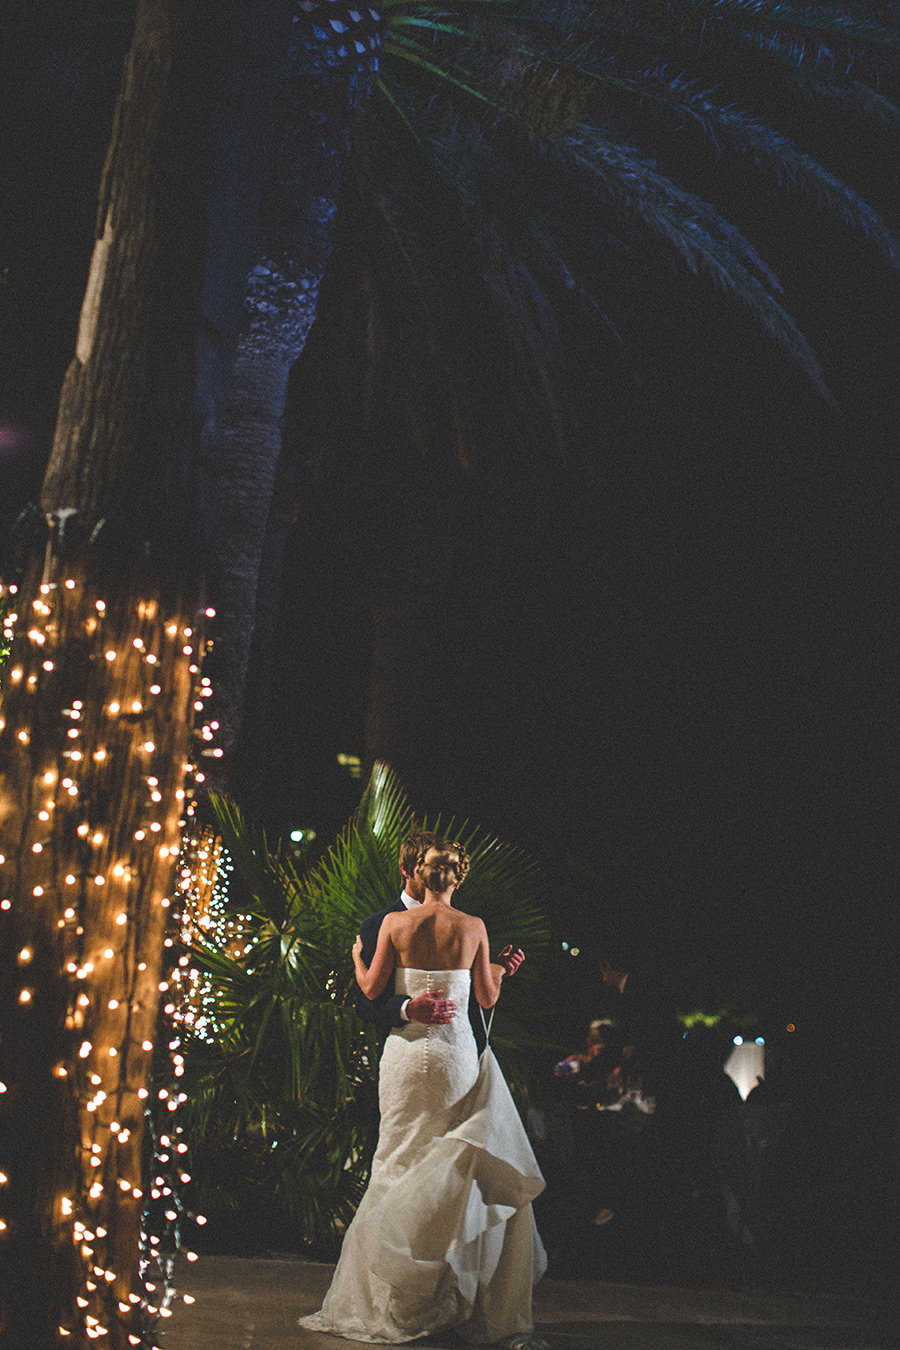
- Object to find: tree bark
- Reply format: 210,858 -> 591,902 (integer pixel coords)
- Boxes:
0,1 -> 294,1343
205,32 -> 380,793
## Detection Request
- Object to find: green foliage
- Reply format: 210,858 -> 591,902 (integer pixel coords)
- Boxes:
324,0 -> 900,466
179,762 -> 548,1249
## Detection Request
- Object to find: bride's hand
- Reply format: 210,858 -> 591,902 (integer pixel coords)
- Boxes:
352,935 -> 364,963
496,944 -> 525,977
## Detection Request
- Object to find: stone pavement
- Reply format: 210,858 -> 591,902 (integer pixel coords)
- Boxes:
161,1257 -> 898,1350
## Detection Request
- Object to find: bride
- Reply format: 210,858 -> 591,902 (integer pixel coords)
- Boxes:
300,840 -> 546,1344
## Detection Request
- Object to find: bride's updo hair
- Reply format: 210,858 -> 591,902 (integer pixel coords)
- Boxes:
418,839 -> 470,893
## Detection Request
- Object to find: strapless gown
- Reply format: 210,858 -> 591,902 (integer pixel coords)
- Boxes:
299,968 -> 546,1343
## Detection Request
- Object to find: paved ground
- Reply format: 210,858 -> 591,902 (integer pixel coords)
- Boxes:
161,1257 -> 898,1350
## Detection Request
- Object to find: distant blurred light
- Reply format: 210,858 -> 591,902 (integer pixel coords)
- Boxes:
561,941 -> 569,950
570,947 -> 580,957
725,1040 -> 765,1100
755,1037 -> 765,1046
0,422 -> 40,457
733,1035 -> 743,1046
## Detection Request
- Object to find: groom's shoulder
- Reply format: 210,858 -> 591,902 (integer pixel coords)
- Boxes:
359,902 -> 402,938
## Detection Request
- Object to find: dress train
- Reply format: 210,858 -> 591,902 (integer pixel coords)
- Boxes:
300,968 -> 546,1343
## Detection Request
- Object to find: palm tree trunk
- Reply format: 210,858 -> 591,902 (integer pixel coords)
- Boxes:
0,1 -> 293,1342
206,348 -> 292,775
205,41 -> 379,792
0,564 -> 197,1348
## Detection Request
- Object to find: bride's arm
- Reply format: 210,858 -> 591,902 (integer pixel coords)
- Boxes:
472,923 -> 503,1009
353,916 -> 397,1000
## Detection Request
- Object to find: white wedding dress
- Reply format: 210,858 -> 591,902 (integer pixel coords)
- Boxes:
300,968 -> 546,1343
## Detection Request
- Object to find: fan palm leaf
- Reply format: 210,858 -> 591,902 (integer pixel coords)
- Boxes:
301,0 -> 900,470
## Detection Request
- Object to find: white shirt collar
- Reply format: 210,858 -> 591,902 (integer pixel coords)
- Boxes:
400,890 -> 421,910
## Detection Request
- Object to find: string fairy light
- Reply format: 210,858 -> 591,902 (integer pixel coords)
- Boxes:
0,573 -> 217,1344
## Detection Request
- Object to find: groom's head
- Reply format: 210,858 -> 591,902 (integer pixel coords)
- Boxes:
399,829 -> 437,903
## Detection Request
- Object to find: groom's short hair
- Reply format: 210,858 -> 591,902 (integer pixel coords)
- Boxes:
399,829 -> 437,877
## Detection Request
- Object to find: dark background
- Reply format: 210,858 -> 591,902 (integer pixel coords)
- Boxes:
2,14 -> 899,1293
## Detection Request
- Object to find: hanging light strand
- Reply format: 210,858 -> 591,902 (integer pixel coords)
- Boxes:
0,573 -> 216,1344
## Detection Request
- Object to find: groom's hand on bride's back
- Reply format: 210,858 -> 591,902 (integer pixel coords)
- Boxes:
406,992 -> 457,1025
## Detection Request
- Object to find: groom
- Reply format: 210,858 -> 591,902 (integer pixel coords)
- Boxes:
353,830 -> 459,1050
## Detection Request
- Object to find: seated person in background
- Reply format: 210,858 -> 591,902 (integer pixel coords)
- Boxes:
554,1019 -> 625,1108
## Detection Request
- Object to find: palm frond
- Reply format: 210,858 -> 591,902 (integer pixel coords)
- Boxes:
324,0 -> 900,438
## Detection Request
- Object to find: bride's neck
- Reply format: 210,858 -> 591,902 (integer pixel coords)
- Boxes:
423,890 -> 454,907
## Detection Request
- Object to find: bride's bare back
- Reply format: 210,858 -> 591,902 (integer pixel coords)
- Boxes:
352,841 -> 505,1009
388,902 -> 483,971
359,900 -> 501,1008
